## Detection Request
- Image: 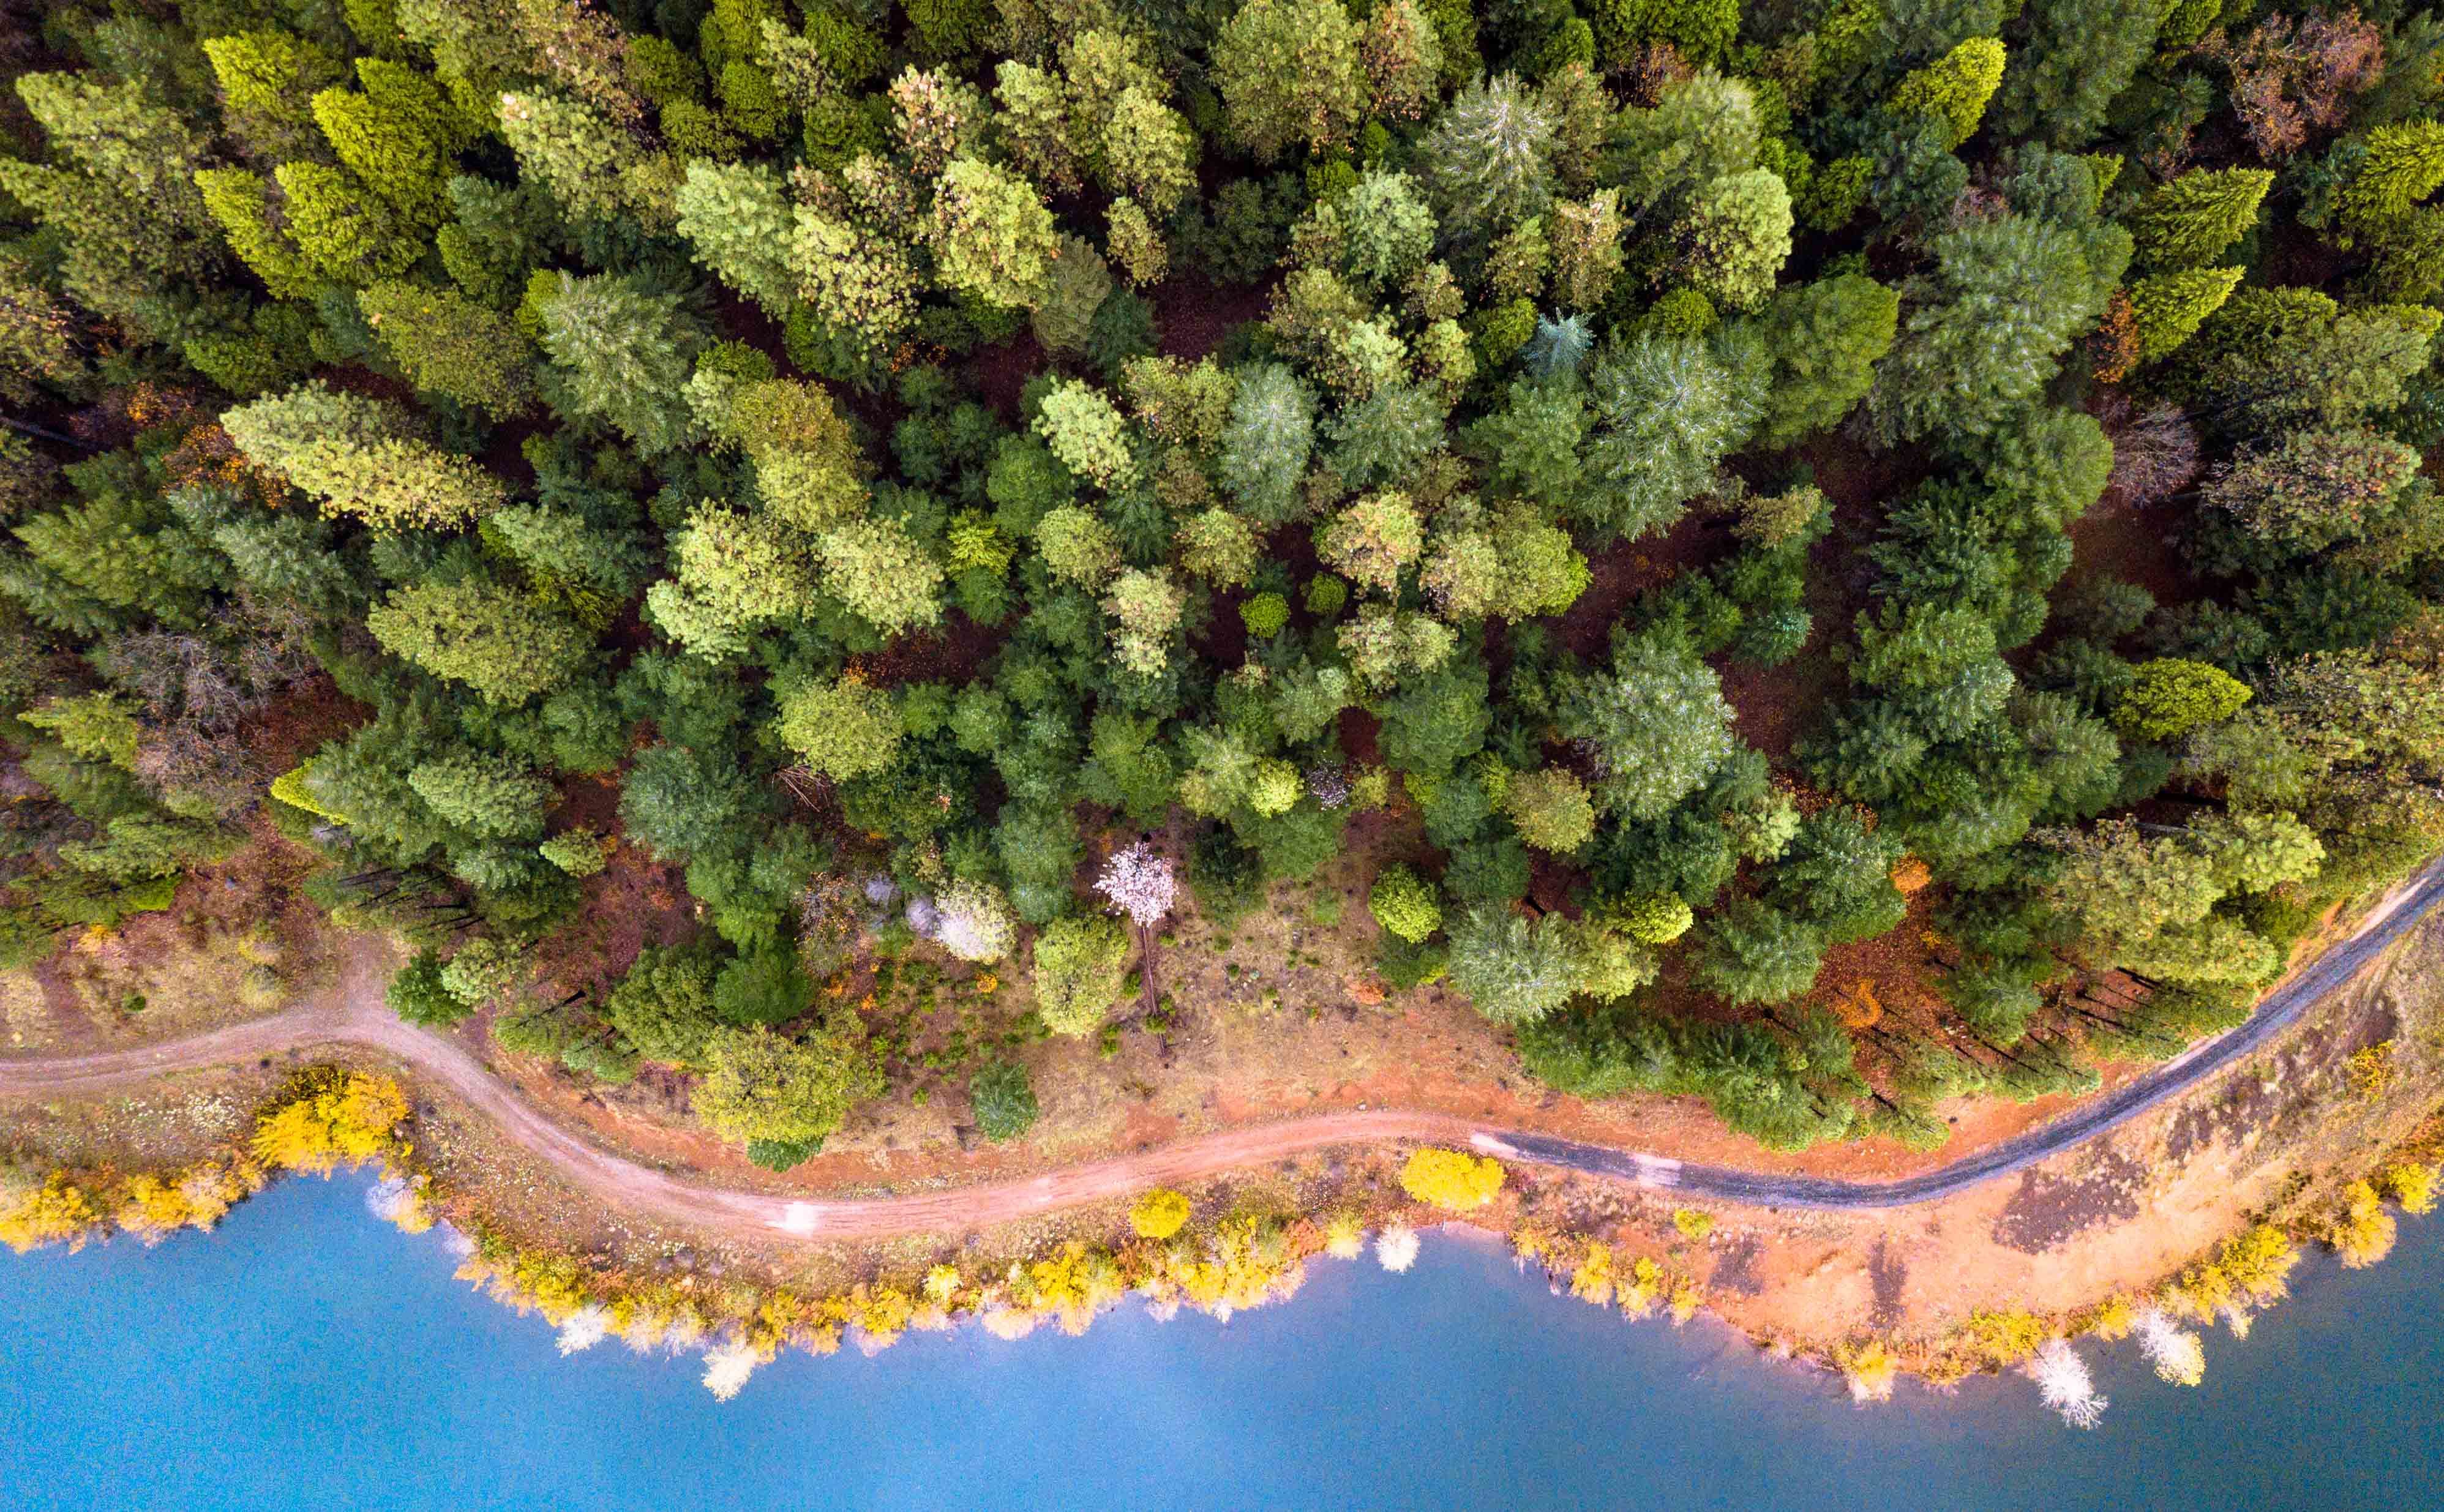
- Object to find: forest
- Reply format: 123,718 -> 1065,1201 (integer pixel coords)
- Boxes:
4,0 -> 2444,1169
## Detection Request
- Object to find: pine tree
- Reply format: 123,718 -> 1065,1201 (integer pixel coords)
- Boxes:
1889,36 -> 2007,149
819,517 -> 945,636
195,169 -> 322,300
357,280 -> 536,418
1989,0 -> 2162,147
365,578 -> 591,705
675,161 -> 796,315
498,91 -> 647,222
408,752 -> 558,839
1417,73 -> 1556,236
1216,363 -> 1316,523
273,161 -> 421,285
201,29 -> 348,159
2128,169 -> 2273,270
2338,121 -> 2444,242
1678,170 -> 1792,313
537,273 -> 708,454
2127,267 -> 2242,364
925,157 -> 1058,310
775,675 -> 905,779
1581,332 -> 1762,539
1561,631 -> 1737,818
312,85 -> 449,224
1750,272 -> 1900,449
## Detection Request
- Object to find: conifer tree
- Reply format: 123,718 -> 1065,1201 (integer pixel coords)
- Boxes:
675,161 -> 797,315
1417,73 -> 1556,235
366,579 -> 591,704
925,157 -> 1058,310
357,281 -> 536,419
1889,37 -> 2007,149
2128,169 -> 2273,270
2127,268 -> 2243,364
537,274 -> 707,454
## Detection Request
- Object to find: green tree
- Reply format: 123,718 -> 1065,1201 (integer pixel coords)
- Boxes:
927,157 -> 1058,310
675,160 -> 796,314
776,676 -> 905,780
1561,633 -> 1736,819
1445,905 -> 1580,1024
1889,36 -> 2006,148
407,752 -> 557,839
1417,73 -> 1556,234
1504,767 -> 1597,853
1034,380 -> 1136,486
2127,169 -> 2273,271
969,1060 -> 1040,1142
1692,898 -> 1824,1005
365,578 -> 591,705
1031,915 -> 1133,1035
2128,268 -> 2242,364
1341,171 -> 1438,289
1212,0 -> 1367,162
602,944 -> 724,1065
1580,332 -> 1761,541
1989,0 -> 2161,147
357,281 -> 536,419
820,517 -> 945,636
1318,491 -> 1425,596
1216,363 -> 1316,523
694,1020 -> 885,1148
1679,170 -> 1793,312
1370,863 -> 1444,941
387,948 -> 471,1026
1868,215 -> 2118,445
1749,273 -> 1900,448
2115,659 -> 2253,742
538,273 -> 708,454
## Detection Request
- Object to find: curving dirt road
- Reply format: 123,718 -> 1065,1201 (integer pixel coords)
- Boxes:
6,858 -> 2440,1243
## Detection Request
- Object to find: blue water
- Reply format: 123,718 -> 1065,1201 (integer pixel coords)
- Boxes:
0,1177 -> 2437,1510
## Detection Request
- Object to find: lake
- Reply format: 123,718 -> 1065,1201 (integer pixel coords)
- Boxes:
1,1176 -> 2437,1510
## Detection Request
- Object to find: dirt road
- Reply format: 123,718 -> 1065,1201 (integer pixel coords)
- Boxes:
7,859 -> 2438,1243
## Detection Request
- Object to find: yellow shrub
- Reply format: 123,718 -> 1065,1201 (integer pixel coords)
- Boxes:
1672,1208 -> 1715,1243
1964,1309 -> 2045,1366
251,1069 -> 411,1174
1130,1188 -> 1192,1240
1836,1339 -> 1898,1403
2084,1296 -> 2135,1341
1569,1241 -> 1614,1304
2331,1180 -> 2397,1269
1400,1147 -> 1505,1211
0,1173 -> 100,1253
2385,1162 -> 2437,1215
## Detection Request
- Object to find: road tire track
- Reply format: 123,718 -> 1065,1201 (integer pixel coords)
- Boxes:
6,861 -> 2437,1241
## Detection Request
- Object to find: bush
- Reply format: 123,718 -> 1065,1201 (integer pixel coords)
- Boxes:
1130,1187 -> 1193,1238
969,1060 -> 1040,1142
1368,863 -> 1444,941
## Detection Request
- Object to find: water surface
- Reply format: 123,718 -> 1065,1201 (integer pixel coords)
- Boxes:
1,1178 -> 2437,1509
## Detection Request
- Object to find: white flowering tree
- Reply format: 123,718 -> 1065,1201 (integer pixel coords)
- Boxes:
1095,840 -> 1177,1014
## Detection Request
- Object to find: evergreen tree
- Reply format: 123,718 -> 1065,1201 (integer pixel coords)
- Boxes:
675,161 -> 797,315
1417,73 -> 1556,236
2127,169 -> 2272,271
365,578 -> 591,705
1216,363 -> 1316,523
1749,273 -> 1900,449
357,281 -> 536,419
1580,332 -> 1761,540
1561,632 -> 1737,819
1888,37 -> 2007,149
926,157 -> 1059,310
538,274 -> 708,454
2128,268 -> 2243,364
408,752 -> 558,839
1989,0 -> 2161,147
